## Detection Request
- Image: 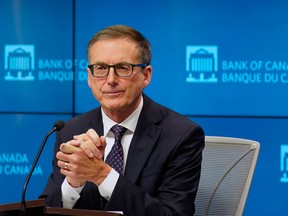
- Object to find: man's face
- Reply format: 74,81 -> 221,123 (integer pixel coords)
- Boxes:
87,37 -> 152,119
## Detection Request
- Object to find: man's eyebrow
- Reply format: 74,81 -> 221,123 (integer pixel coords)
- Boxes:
91,61 -> 131,65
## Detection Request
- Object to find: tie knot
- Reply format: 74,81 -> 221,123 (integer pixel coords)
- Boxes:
111,124 -> 127,140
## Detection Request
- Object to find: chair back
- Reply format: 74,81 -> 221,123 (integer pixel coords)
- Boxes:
194,136 -> 260,216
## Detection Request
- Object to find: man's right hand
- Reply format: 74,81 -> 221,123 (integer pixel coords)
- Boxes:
56,129 -> 110,187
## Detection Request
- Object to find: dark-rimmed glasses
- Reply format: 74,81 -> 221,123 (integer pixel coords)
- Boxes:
87,63 -> 148,78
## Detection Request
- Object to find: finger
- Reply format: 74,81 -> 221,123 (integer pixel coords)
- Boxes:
99,136 -> 107,157
60,143 -> 80,154
93,148 -> 102,160
68,138 -> 81,147
73,135 -> 95,158
100,136 -> 106,148
77,129 -> 101,147
57,160 -> 70,171
56,150 -> 71,163
81,140 -> 101,159
75,132 -> 101,159
85,129 -> 103,158
86,129 -> 101,147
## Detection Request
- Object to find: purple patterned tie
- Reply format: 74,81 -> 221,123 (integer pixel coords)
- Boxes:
105,124 -> 127,175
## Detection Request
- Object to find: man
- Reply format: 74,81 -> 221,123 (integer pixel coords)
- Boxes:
40,25 -> 205,216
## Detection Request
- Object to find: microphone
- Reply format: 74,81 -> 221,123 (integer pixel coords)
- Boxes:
20,120 -> 65,216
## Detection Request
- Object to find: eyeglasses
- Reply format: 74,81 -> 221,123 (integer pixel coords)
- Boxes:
87,62 -> 148,78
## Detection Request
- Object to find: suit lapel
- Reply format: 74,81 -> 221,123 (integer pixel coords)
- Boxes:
88,107 -> 104,136
124,96 -> 163,183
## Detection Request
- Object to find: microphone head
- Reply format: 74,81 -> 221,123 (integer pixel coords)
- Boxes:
53,120 -> 65,131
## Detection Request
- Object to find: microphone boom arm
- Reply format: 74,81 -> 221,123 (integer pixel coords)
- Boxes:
20,120 -> 64,216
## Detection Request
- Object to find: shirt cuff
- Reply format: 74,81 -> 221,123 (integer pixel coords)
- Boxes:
61,177 -> 85,209
98,169 -> 119,201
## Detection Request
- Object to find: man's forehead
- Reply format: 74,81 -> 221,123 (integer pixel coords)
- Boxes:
88,40 -> 139,63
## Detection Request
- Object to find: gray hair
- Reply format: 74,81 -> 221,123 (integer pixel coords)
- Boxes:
87,25 -> 151,64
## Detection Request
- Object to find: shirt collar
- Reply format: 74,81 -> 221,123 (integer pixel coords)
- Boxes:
102,96 -> 143,136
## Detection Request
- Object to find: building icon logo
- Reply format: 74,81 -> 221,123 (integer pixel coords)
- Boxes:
4,45 -> 35,81
186,46 -> 218,83
281,144 -> 288,182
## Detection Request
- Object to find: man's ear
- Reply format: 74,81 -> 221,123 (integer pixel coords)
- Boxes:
143,65 -> 152,87
87,67 -> 92,88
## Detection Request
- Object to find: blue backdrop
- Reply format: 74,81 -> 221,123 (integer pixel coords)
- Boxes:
0,0 -> 287,215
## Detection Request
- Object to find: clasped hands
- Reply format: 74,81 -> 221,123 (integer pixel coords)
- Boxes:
56,129 -> 112,188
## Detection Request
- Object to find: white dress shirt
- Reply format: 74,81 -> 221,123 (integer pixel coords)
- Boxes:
61,97 -> 143,208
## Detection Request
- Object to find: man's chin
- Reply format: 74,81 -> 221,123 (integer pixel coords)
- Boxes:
102,101 -> 123,110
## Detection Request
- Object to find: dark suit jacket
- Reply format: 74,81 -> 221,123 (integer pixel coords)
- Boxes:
40,94 -> 205,216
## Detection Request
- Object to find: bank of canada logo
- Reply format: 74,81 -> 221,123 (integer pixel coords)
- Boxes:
281,144 -> 288,182
4,45 -> 35,81
186,46 -> 218,83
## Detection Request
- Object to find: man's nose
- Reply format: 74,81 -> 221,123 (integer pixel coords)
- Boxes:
107,67 -> 118,82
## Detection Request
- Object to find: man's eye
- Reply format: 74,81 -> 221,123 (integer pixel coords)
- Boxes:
95,65 -> 107,70
116,64 -> 130,70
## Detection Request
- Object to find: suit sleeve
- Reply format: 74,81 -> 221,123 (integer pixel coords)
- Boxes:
105,124 -> 205,216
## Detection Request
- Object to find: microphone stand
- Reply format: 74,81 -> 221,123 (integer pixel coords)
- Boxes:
20,121 -> 64,216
